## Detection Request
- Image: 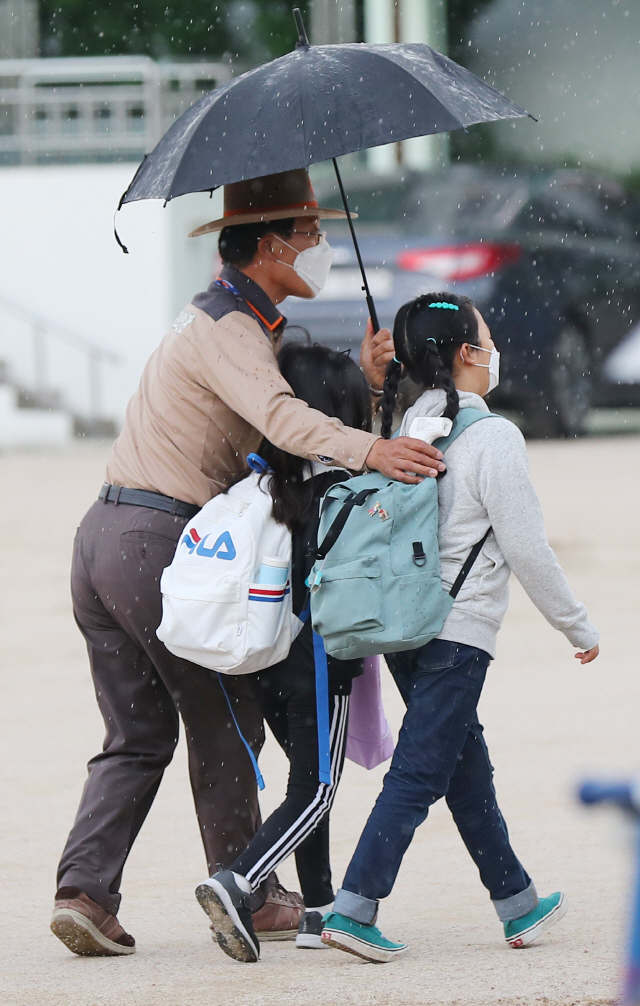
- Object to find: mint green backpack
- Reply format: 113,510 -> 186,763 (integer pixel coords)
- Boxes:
308,409 -> 496,660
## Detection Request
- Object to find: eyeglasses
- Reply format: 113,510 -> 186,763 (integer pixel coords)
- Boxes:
291,229 -> 325,245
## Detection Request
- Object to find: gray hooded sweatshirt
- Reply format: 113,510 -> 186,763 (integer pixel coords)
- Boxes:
399,389 -> 599,659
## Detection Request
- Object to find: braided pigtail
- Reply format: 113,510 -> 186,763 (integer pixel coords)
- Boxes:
380,357 -> 402,439
423,343 -> 460,421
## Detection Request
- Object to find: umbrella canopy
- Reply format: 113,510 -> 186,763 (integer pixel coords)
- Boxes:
121,39 -> 531,205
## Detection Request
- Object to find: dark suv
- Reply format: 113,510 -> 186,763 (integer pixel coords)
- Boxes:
284,166 -> 640,435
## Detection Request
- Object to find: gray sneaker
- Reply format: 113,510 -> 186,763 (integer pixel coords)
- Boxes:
296,911 -> 329,949
196,871 -> 259,963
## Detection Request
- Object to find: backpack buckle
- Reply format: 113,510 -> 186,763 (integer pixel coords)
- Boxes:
412,541 -> 427,567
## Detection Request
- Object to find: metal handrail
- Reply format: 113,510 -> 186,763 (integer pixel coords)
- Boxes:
0,292 -> 120,420
0,56 -> 232,165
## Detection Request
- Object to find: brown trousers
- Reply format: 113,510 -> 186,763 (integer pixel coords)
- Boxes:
57,499 -> 264,916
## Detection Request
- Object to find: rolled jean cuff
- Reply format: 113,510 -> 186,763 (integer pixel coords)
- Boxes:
492,881 -> 538,922
334,888 -> 378,925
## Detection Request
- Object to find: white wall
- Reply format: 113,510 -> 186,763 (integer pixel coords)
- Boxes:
0,163 -> 223,422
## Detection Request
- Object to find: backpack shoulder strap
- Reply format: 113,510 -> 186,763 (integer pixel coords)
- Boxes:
315,486 -> 379,561
449,528 -> 492,598
432,409 -> 499,597
434,409 -> 499,453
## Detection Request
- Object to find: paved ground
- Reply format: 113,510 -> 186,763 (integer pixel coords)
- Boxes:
1,435 -> 639,1006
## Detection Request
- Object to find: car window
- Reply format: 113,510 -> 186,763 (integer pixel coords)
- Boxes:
578,183 -> 639,241
408,179 -> 523,235
338,183 -> 412,224
318,171 -> 639,241
516,186 -> 633,240
318,180 -> 414,225
320,175 -> 524,234
516,194 -> 581,234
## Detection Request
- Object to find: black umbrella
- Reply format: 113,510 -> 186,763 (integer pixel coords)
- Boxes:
118,10 -> 533,328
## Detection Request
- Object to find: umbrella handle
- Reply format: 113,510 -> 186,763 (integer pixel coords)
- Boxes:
332,158 -> 381,333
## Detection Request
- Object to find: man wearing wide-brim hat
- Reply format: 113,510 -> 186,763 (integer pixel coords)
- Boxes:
51,168 -> 444,957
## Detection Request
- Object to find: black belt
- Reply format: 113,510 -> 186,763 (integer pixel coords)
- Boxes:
98,483 -> 200,520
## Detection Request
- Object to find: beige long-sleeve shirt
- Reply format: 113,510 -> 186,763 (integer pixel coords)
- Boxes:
107,268 -> 378,507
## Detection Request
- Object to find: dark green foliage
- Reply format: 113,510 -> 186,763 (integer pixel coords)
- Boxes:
447,1 -> 499,165
39,0 -> 312,61
40,2 -> 484,65
447,0 -> 495,64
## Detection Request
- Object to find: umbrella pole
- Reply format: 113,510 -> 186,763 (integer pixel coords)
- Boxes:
331,157 -> 380,333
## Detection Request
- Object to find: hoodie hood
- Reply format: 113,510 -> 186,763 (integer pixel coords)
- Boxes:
399,389 -> 490,436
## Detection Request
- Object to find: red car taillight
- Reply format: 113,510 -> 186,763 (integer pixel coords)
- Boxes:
396,242 -> 521,281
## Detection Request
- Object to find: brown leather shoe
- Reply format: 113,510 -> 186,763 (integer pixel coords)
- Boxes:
251,880 -> 304,942
51,888 -> 136,956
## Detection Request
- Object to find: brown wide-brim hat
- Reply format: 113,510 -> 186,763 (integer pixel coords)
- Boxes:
188,168 -> 353,237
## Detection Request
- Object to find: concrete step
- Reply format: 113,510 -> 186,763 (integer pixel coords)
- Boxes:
0,384 -> 73,448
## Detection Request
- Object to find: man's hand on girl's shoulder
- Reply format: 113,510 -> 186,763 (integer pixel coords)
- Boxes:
366,437 -> 446,483
575,645 -> 599,664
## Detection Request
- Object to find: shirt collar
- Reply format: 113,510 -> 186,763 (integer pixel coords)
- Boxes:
218,264 -> 286,333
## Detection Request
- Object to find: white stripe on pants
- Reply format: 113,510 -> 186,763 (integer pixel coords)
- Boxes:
244,693 -> 349,891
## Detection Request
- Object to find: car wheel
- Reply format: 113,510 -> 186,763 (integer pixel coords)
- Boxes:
524,326 -> 592,438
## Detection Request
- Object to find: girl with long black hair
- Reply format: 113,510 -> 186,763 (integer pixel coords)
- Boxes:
196,343 -> 370,963
322,292 -> 599,963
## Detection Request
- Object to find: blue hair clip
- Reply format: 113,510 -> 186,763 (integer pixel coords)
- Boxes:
426,337 -> 437,344
428,301 -> 459,311
393,356 -> 401,364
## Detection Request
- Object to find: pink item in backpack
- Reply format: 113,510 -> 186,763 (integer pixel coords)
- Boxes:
346,656 -> 395,770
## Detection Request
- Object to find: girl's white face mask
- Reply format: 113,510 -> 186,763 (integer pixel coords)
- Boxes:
462,344 -> 500,393
277,232 -> 334,297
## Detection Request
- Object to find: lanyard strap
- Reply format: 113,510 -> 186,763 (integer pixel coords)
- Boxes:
215,277 -> 271,338
215,276 -> 242,296
299,605 -> 332,786
312,631 -> 332,786
217,672 -> 265,791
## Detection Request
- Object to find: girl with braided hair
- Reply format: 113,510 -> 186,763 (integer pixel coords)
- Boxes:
380,292 -> 480,438
322,293 -> 599,964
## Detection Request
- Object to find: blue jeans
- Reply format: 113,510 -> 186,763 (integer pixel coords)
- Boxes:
335,639 -> 536,925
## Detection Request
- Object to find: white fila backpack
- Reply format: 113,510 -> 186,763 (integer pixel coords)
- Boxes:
157,472 -> 302,674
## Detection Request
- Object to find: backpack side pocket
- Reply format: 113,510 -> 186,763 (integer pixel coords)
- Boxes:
245,579 -> 292,660
311,556 -> 382,637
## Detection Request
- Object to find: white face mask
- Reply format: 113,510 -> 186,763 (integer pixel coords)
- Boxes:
277,232 -> 334,297
462,344 -> 500,393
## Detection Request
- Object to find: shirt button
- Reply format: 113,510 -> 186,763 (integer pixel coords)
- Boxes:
348,457 -> 355,464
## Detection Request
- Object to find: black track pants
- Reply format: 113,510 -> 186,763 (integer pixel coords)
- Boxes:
231,627 -> 351,908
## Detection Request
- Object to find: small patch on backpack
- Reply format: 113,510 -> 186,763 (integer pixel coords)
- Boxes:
368,501 -> 389,521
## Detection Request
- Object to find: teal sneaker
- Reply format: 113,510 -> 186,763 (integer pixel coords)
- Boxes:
321,911 -> 408,963
504,892 -> 568,948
